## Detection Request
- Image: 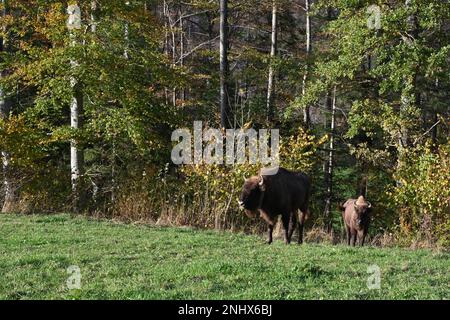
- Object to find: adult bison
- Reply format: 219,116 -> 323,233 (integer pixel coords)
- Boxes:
340,196 -> 372,246
238,167 -> 311,244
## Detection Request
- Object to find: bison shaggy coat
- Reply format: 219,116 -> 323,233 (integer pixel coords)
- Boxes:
239,168 -> 311,244
340,196 -> 372,246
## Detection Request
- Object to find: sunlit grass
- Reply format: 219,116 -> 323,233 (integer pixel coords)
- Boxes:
0,214 -> 448,300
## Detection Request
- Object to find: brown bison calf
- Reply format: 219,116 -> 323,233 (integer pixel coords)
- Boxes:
340,196 -> 372,246
238,167 -> 311,245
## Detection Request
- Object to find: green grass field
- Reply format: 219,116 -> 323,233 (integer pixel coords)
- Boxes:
0,214 -> 448,300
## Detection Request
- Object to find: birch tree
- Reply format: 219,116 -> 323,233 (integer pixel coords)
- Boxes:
323,86 -> 336,232
91,1 -> 97,33
266,0 -> 277,122
220,0 -> 231,129
302,0 -> 312,128
124,1 -> 130,60
0,0 -> 14,213
67,3 -> 84,213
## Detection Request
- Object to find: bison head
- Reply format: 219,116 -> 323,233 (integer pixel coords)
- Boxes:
238,176 -> 265,218
353,196 -> 372,227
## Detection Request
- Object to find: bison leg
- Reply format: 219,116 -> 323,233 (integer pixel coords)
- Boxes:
360,231 -> 367,247
297,210 -> 307,244
297,222 -> 304,245
267,224 -> 274,244
351,231 -> 357,247
288,212 -> 297,242
346,226 -> 351,246
282,215 -> 291,244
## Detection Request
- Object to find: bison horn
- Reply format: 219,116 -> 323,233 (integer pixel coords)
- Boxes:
258,175 -> 266,191
367,201 -> 372,208
259,176 -> 264,186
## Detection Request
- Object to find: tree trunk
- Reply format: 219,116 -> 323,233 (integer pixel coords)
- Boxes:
70,80 -> 84,213
1,0 -> 15,213
90,1 -> 97,33
124,15 -> 129,59
358,176 -> 368,198
324,86 -> 336,232
161,0 -> 176,106
266,0 -> 277,122
170,7 -> 176,106
179,8 -> 186,103
302,0 -> 312,128
69,3 -> 84,213
220,0 -> 231,129
431,79 -> 439,148
163,1 -> 169,105
400,0 -> 419,149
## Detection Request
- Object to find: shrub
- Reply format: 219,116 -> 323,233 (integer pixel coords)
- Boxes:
121,128 -> 326,232
390,142 -> 450,247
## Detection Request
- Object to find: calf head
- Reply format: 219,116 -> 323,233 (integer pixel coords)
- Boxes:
238,176 -> 265,218
353,196 -> 372,227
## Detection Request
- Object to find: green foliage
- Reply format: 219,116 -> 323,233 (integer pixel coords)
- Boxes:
290,0 -> 449,246
390,142 -> 450,247
0,0 -> 448,248
0,115 -> 48,168
153,128 -> 327,230
1,0 -> 182,212
280,128 -> 327,173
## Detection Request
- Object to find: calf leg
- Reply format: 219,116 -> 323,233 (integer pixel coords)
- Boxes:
267,224 -> 274,244
346,226 -> 351,246
351,230 -> 357,247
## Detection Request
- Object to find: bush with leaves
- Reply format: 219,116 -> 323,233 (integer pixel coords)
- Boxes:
389,142 -> 450,247
162,128 -> 326,231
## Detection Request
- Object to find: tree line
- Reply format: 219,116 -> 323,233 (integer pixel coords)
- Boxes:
0,0 -> 449,246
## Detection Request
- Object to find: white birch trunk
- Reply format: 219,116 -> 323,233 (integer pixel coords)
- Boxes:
68,3 -> 83,212
1,0 -> 15,213
124,1 -> 130,59
266,0 -> 277,122
302,0 -> 312,128
179,10 -> 186,102
91,1 -> 97,33
220,0 -> 231,128
70,57 -> 83,212
324,86 -> 336,232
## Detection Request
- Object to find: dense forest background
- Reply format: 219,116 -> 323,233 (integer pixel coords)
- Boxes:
0,0 -> 448,247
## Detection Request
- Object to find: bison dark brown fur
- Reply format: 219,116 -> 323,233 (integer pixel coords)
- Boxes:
239,168 -> 311,244
340,196 -> 372,246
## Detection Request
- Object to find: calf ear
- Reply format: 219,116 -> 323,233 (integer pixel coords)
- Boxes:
258,176 -> 266,191
339,200 -> 349,210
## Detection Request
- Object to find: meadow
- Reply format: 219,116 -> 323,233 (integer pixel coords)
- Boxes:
0,214 -> 448,300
